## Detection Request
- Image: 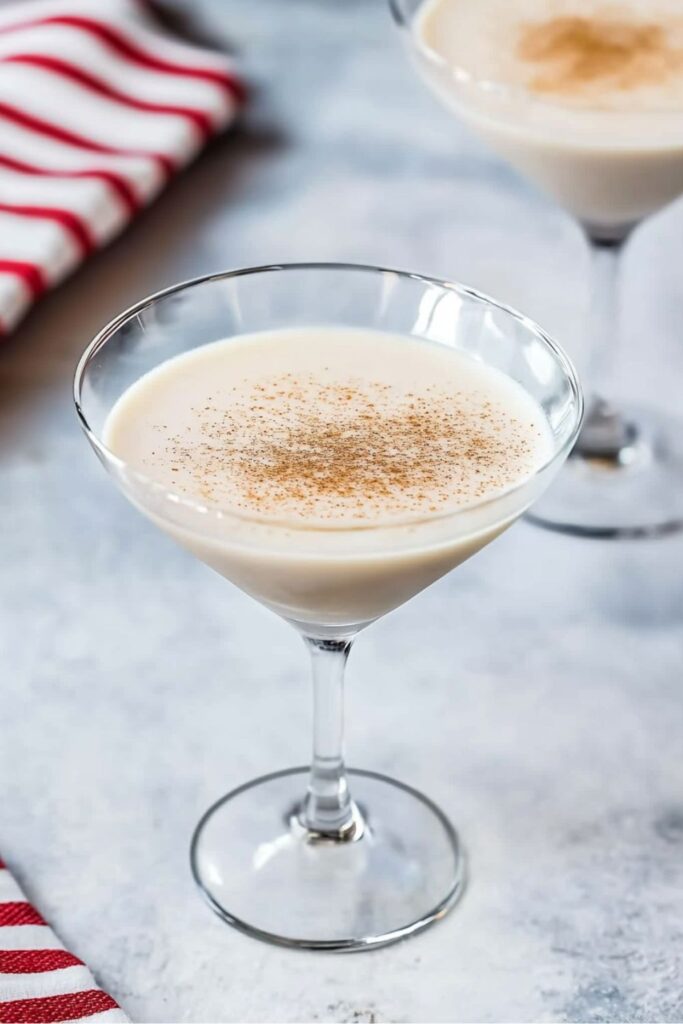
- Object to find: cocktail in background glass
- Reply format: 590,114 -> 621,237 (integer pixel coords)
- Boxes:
391,0 -> 683,537
75,264 -> 582,950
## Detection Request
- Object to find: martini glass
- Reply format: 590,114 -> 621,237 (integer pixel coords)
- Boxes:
74,263 -> 582,951
391,0 -> 683,538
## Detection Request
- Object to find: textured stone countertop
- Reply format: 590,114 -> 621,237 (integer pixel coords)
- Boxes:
1,1 -> 683,1021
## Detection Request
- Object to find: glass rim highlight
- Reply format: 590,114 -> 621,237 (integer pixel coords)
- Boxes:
73,261 -> 583,535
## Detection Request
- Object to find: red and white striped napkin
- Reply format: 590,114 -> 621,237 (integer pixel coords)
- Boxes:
0,0 -> 244,334
0,858 -> 127,1023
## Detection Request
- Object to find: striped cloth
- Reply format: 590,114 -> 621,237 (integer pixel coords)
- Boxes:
0,858 -> 127,1023
0,0 -> 244,334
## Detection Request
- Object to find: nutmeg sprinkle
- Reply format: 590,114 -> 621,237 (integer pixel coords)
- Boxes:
518,14 -> 683,97
145,371 -> 543,521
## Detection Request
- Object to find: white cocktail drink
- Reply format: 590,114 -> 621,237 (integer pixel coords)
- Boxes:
77,264 -> 582,950
105,326 -> 551,627
414,0 -> 683,238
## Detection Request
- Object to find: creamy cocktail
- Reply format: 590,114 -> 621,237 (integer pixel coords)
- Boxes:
75,264 -> 582,951
393,0 -> 683,537
413,0 -> 683,238
105,326 -> 551,627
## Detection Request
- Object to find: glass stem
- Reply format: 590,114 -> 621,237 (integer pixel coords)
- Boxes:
575,235 -> 637,462
301,636 -> 361,840
586,237 -> 622,397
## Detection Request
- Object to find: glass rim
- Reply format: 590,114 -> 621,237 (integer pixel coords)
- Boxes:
73,261 -> 584,535
389,0 -> 683,120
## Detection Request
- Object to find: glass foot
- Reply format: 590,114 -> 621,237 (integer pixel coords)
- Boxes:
527,403 -> 683,539
190,767 -> 465,951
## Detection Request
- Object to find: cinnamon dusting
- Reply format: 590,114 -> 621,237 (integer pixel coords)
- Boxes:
517,14 -> 683,96
149,375 -> 540,521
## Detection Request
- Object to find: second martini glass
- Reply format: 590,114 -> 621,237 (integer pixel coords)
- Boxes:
75,263 -> 581,950
391,0 -> 683,538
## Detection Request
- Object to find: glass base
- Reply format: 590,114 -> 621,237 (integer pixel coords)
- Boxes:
527,404 -> 683,539
190,767 -> 465,951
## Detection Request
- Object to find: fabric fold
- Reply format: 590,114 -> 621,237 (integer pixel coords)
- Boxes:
0,0 -> 244,334
0,859 -> 128,1022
